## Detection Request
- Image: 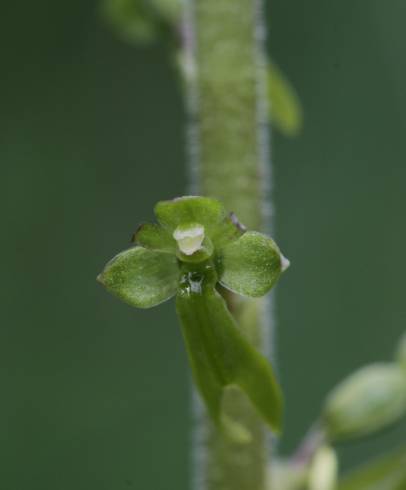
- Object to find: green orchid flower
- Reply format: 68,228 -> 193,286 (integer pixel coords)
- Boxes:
98,196 -> 289,432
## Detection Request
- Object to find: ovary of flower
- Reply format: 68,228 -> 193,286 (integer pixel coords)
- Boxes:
173,224 -> 205,255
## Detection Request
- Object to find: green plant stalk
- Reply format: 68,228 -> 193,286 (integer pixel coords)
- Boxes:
183,0 -> 273,489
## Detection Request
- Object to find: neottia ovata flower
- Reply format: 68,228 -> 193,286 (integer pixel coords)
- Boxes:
98,196 -> 289,431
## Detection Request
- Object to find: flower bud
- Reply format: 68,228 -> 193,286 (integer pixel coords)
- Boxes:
323,363 -> 406,441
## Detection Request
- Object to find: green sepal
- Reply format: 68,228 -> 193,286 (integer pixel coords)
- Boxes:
338,445 -> 406,490
268,59 -> 303,137
218,231 -> 287,298
132,223 -> 176,253
98,246 -> 178,308
323,363 -> 406,442
176,264 -> 283,432
155,196 -> 227,235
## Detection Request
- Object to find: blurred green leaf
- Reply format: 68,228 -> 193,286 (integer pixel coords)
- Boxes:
133,222 -> 176,253
176,263 -> 283,432
268,60 -> 303,137
101,0 -> 180,45
102,0 -> 159,44
338,446 -> 406,490
396,332 -> 406,372
218,231 -> 288,298
151,0 -> 180,23
98,246 -> 178,308
323,363 -> 406,442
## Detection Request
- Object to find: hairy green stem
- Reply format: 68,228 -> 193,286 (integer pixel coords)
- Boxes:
182,0 -> 273,489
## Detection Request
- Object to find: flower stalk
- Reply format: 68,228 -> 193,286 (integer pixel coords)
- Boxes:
182,0 -> 273,489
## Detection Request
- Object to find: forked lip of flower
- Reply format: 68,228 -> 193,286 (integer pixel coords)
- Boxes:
173,224 -> 205,255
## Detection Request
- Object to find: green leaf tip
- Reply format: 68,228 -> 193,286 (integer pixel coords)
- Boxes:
322,363 -> 406,442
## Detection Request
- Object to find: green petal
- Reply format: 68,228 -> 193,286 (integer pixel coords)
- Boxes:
132,223 -> 176,253
218,231 -> 287,298
98,247 -> 178,308
176,268 -> 283,432
154,196 -> 227,234
323,363 -> 406,442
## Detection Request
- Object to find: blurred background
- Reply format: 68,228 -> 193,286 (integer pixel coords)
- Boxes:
1,1 -> 406,489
